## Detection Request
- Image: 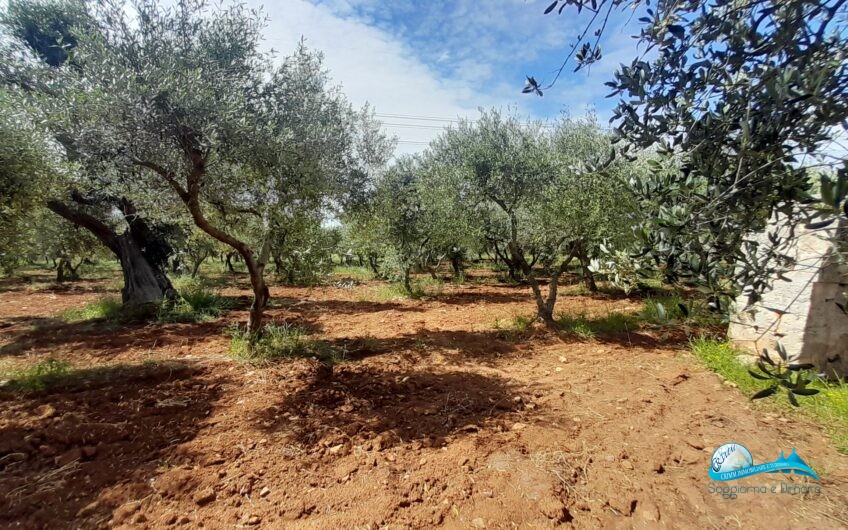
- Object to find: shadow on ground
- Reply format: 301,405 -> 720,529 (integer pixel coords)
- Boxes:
0,361 -> 225,529
256,363 -> 526,451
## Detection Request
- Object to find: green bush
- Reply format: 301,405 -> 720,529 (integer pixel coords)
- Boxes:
639,295 -> 723,327
557,311 -> 636,337
60,297 -> 123,322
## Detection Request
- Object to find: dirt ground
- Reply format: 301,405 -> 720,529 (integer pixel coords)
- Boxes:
1,270 -> 846,529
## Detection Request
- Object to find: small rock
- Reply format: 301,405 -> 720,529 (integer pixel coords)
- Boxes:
246,515 -> 261,525
512,396 -> 523,404
621,460 -> 634,470
259,486 -> 271,497
511,422 -> 527,431
37,404 -> 57,419
722,380 -> 738,388
193,487 -> 216,506
328,444 -> 345,455
81,446 -> 97,459
558,356 -> 567,363
638,500 -> 661,521
76,500 -> 100,517
471,517 -> 487,528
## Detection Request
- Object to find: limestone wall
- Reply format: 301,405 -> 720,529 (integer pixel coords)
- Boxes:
728,218 -> 848,377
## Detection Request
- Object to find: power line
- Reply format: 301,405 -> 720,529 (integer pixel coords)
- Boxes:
381,122 -> 447,130
376,113 -> 555,129
376,113 -> 464,123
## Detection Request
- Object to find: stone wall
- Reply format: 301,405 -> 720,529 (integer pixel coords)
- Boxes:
728,218 -> 847,377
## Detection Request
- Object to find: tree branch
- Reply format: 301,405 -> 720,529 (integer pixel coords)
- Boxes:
46,199 -> 120,255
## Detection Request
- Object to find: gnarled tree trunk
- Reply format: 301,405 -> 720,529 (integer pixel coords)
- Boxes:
46,198 -> 175,308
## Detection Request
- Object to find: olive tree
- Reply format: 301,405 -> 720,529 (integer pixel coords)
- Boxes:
430,109 -> 566,322
35,0 -> 386,331
1,0 -> 180,305
368,156 -> 434,293
533,113 -> 638,293
535,0 -> 848,308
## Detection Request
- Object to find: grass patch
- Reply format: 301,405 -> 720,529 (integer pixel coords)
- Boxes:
0,359 -> 185,394
358,277 -> 445,301
0,358 -> 70,391
493,314 -> 534,340
557,311 -> 636,338
333,265 -> 374,281
691,338 -> 848,453
60,296 -> 123,322
158,276 -> 230,322
639,295 -> 724,327
228,322 -> 344,365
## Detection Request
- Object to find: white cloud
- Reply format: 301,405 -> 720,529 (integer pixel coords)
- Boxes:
248,0 -> 487,155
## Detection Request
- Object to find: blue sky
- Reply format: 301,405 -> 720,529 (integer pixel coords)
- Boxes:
250,0 -> 647,154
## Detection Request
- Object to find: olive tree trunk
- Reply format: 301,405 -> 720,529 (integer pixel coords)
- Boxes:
46,199 -> 174,307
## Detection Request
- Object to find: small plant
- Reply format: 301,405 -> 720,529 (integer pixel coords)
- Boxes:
749,344 -> 820,407
228,322 -> 342,365
557,311 -> 635,337
60,297 -> 123,322
158,277 -> 229,322
640,296 -> 688,323
493,314 -> 533,340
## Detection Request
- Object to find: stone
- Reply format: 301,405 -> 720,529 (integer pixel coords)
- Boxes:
471,517 -> 486,528
193,487 -> 216,506
259,486 -> 271,497
76,500 -> 100,518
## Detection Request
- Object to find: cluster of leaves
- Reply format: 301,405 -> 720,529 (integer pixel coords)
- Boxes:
749,344 -> 821,407
535,0 -> 848,314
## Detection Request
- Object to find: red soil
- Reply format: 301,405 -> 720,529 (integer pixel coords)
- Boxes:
1,273 -> 846,529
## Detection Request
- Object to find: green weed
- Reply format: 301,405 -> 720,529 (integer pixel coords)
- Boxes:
60,297 -> 123,322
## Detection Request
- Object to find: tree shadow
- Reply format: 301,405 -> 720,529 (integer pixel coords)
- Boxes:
0,318 -> 229,359
320,328 -> 523,365
286,299 -> 427,316
256,364 -> 525,451
0,360 -> 225,528
432,289 -> 530,306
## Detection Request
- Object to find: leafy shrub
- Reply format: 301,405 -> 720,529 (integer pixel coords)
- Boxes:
60,297 -> 122,322
639,295 -> 723,327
